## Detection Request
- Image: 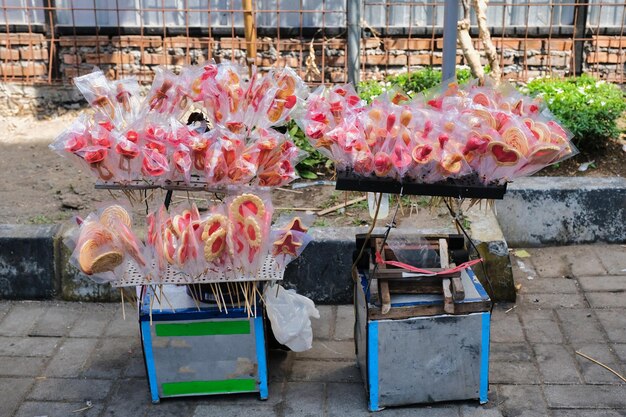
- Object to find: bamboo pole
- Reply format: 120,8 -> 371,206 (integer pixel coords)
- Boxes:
242,0 -> 257,73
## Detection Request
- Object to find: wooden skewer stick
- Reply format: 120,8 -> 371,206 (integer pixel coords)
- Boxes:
318,196 -> 367,216
120,289 -> 126,321
575,351 -> 626,383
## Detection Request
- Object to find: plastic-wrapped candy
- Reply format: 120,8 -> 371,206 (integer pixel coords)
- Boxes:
145,205 -> 169,281
262,67 -> 308,127
74,70 -> 120,124
70,214 -> 124,283
69,204 -> 146,283
227,191 -> 273,278
270,217 -> 312,270
113,132 -> 142,183
200,208 -> 231,271
98,204 -> 146,269
255,137 -> 303,187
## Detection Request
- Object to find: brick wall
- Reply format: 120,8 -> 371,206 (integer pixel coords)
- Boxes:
0,33 -> 48,79
584,36 -> 626,83
0,33 -> 623,86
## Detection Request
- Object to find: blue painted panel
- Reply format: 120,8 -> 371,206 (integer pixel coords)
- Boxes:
479,312 -> 491,404
254,316 -> 269,400
367,321 -> 380,412
141,320 -> 160,403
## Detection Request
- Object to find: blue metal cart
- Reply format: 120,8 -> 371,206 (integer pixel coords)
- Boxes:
139,286 -> 268,403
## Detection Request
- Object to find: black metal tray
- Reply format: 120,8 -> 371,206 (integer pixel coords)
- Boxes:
335,170 -> 507,199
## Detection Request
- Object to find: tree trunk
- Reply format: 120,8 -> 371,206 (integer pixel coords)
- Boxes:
473,0 -> 501,82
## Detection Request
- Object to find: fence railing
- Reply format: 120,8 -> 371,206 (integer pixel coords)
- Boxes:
0,0 -> 624,84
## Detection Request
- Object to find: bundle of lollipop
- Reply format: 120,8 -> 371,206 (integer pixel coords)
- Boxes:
69,204 -> 146,283
296,80 -> 577,185
71,194 -> 312,285
50,62 -> 308,187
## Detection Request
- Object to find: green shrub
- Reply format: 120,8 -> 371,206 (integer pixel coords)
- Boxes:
287,120 -> 332,179
358,67 -> 473,102
525,75 -> 626,151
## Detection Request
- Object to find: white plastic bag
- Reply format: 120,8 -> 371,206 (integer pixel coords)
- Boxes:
264,284 -> 320,352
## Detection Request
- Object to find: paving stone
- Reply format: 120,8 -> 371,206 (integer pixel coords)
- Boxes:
490,310 -> 525,343
511,255 -> 538,281
489,343 -> 533,362
572,343 -> 626,384
144,398 -> 198,417
334,305 -> 355,341
552,410 -> 626,417
497,385 -> 549,417
15,401 -> 103,417
283,381 -> 325,417
326,381 -> 462,416
294,340 -> 355,361
104,308 -> 139,337
565,246 -> 607,277
518,293 -> 586,309
0,377 -> 34,417
526,247 -> 570,278
83,337 -> 141,379
592,245 -> 626,275
520,309 -> 564,344
30,304 -> 81,337
0,304 -> 47,336
614,344 -> 626,362
194,403 -> 279,417
290,359 -> 361,383
382,404 -> 462,416
532,344 -> 581,384
595,310 -> 626,343
544,385 -> 626,408
268,349 -> 293,382
311,305 -> 333,340
101,378 -> 153,416
556,309 -> 606,343
44,338 -> 99,377
586,292 -> 626,309
324,382 -> 369,416
123,354 -> 147,378
578,275 -> 626,292
0,356 -> 46,376
191,384 -> 285,417
519,277 -> 579,294
0,336 -> 59,356
460,404 -> 504,417
29,377 -> 114,401
0,302 -> 11,323
489,361 -> 540,384
69,304 -> 117,337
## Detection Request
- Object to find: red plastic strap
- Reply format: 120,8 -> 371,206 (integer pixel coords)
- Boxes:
375,251 -> 483,275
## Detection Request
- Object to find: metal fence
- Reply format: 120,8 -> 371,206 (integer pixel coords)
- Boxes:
0,0 -> 624,84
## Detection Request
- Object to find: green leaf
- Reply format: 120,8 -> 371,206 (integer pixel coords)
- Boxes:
298,169 -> 318,179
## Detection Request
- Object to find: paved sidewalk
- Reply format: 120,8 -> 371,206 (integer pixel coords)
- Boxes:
0,244 -> 625,417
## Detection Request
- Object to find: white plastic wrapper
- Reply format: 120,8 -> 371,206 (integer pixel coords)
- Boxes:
264,284 -> 320,352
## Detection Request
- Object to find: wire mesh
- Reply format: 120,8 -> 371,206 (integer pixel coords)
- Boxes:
0,0 -> 624,84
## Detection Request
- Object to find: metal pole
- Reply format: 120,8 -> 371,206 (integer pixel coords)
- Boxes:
573,0 -> 589,76
347,0 -> 361,85
442,0 -> 458,80
242,0 -> 257,73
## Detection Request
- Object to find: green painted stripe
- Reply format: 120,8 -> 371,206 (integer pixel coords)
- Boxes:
155,320 -> 250,337
162,379 -> 257,396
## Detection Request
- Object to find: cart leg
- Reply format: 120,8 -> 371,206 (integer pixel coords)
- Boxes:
141,321 -> 161,404
254,316 -> 269,400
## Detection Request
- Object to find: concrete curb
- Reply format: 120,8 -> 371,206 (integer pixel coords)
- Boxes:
0,224 -> 61,299
1,221 -> 516,304
495,177 -> 626,246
